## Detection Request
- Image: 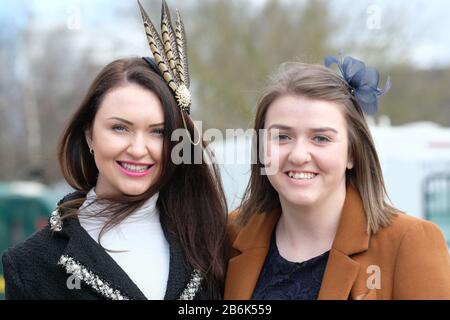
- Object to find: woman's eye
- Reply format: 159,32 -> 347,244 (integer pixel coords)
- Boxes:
150,128 -> 164,136
273,134 -> 290,141
313,135 -> 330,144
112,125 -> 127,132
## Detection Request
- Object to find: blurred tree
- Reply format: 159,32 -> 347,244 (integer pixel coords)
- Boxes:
0,10 -> 98,183
0,17 -> 28,183
28,26 -> 98,182
188,0 -> 338,130
380,66 -> 450,125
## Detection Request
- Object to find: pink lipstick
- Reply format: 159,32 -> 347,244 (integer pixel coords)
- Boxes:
116,161 -> 153,177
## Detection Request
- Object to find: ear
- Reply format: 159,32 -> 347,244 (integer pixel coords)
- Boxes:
84,129 -> 92,148
347,156 -> 354,170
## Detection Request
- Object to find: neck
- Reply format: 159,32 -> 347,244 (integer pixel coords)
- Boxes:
81,188 -> 160,221
276,182 -> 346,261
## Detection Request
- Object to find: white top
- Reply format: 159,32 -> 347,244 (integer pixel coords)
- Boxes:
78,189 -> 169,299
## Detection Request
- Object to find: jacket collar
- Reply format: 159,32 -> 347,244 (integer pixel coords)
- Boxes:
317,185 -> 369,299
61,217 -> 147,300
51,193 -> 201,300
225,185 -> 370,300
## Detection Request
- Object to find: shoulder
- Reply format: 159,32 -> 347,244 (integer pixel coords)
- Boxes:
1,225 -> 68,299
4,226 -> 51,256
373,212 -> 449,267
382,214 -> 450,298
226,208 -> 280,252
227,209 -> 240,235
2,190 -> 83,274
2,226 -> 65,273
227,209 -> 248,247
379,212 -> 447,244
392,213 -> 448,250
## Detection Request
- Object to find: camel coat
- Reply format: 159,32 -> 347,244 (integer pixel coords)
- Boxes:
224,186 -> 450,300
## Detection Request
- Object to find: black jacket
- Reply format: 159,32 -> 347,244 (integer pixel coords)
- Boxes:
1,192 -> 209,300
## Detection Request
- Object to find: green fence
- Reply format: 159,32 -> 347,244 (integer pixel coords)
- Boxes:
0,182 -> 58,300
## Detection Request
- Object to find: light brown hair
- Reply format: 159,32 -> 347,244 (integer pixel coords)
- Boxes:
237,62 -> 397,234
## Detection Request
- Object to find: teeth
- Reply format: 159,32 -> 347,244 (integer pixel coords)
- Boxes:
120,162 -> 150,173
288,171 -> 317,180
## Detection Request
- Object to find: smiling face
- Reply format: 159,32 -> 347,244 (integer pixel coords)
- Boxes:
86,83 -> 164,197
264,94 -> 353,210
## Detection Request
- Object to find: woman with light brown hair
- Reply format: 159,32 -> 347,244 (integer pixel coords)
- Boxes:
225,57 -> 450,300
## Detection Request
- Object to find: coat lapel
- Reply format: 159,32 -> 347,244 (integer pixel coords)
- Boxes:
60,218 -> 147,300
224,210 -> 281,299
55,205 -> 197,300
317,249 -> 361,299
318,186 -> 370,299
163,231 -> 192,300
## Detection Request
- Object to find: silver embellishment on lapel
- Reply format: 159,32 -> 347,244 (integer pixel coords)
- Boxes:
49,209 -> 63,232
178,269 -> 202,300
58,255 -> 130,300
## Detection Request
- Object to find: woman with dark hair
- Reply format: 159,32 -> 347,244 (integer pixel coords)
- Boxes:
2,1 -> 228,300
224,57 -> 450,300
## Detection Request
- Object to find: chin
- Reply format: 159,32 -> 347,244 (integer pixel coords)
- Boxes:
283,192 -> 318,207
119,184 -> 151,196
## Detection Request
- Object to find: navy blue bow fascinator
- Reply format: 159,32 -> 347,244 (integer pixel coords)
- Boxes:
324,55 -> 391,115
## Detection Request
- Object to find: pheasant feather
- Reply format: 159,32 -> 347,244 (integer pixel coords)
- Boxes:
138,0 -> 177,92
175,9 -> 190,88
137,0 -> 199,144
161,0 -> 181,83
137,0 -> 196,147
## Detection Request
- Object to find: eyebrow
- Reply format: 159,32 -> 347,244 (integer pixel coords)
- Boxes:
267,124 -> 338,134
267,124 -> 293,130
107,117 -> 164,128
310,127 -> 338,134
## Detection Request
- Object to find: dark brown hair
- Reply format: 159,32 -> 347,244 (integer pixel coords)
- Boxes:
58,57 -> 229,297
237,62 -> 397,234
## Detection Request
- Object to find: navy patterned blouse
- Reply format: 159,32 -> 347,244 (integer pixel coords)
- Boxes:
252,232 -> 330,300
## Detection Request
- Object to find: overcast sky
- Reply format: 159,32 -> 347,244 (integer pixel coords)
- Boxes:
1,0 -> 450,68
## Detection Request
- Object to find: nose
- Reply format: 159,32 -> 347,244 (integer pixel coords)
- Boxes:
287,138 -> 312,165
127,133 -> 149,159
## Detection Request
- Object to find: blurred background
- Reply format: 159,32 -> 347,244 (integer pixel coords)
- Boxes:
1,0 -> 450,298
